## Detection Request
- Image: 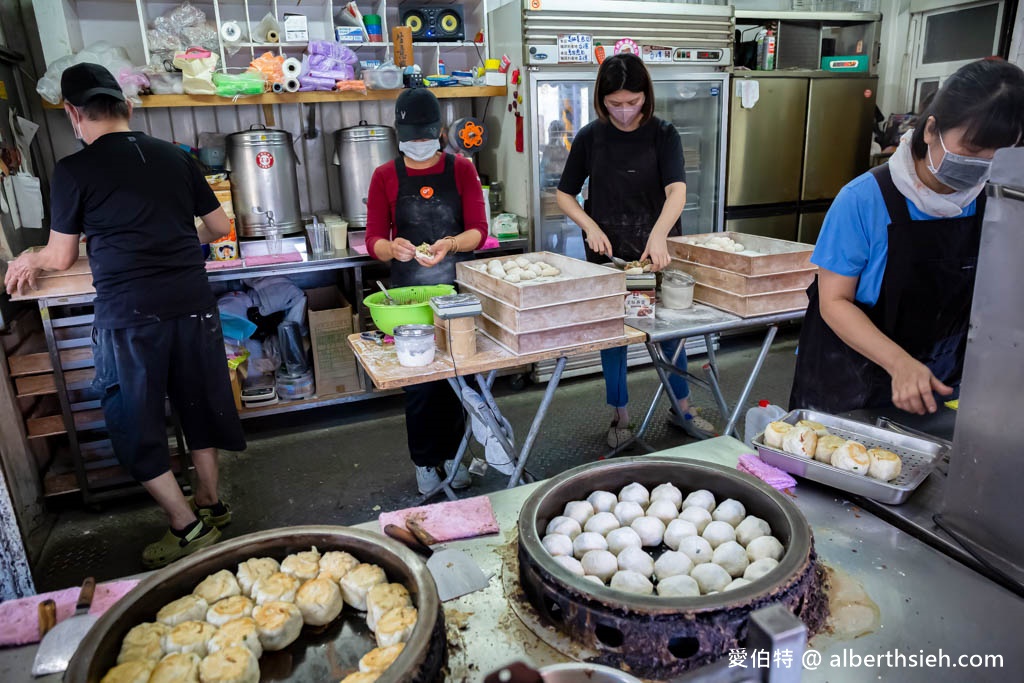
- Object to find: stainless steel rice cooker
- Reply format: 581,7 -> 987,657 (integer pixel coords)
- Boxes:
335,122 -> 397,227
226,125 -> 302,236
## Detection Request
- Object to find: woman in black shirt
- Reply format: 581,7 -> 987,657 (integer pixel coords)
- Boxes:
556,53 -> 713,448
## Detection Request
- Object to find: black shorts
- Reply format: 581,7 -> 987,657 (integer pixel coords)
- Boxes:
92,307 -> 247,482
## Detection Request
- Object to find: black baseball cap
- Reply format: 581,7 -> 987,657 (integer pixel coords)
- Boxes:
394,88 -> 441,142
61,63 -> 125,106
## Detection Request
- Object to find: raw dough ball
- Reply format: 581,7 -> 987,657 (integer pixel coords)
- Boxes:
664,519 -> 699,551
682,490 -> 716,512
711,499 -> 746,528
783,425 -> 818,458
504,270 -> 521,283
542,533 -> 574,557
764,421 -> 793,449
609,570 -> 654,595
528,263 -> 544,275
690,563 -> 732,594
572,532 -> 609,559
702,521 -> 737,549
554,555 -> 585,576
546,516 -> 582,539
584,511 -> 621,536
539,264 -> 560,277
832,441 -> 870,475
519,269 -> 538,280
744,557 -> 780,581
712,541 -> 750,578
583,575 -> 605,586
613,501 -> 645,526
488,259 -> 505,269
605,527 -> 643,555
618,483 -> 651,507
678,535 -> 714,566
815,435 -> 846,464
581,550 -> 619,582
646,499 -> 679,525
797,419 -> 830,436
724,578 -> 752,591
735,516 -> 772,547
630,516 -> 666,547
587,490 -> 618,513
679,506 -> 713,534
515,256 -> 531,269
656,574 -> 701,597
563,500 -> 595,526
650,483 -> 683,509
867,448 -> 902,482
746,536 -> 785,563
654,550 -> 694,580
617,546 -> 655,577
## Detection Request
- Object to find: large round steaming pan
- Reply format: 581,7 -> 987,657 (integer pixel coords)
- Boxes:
67,526 -> 445,683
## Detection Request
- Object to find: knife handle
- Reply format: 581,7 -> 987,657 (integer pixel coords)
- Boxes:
76,577 -> 96,613
384,524 -> 433,558
38,600 -> 57,639
405,519 -> 438,546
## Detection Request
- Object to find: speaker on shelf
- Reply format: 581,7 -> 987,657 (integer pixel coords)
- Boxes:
401,5 -> 465,43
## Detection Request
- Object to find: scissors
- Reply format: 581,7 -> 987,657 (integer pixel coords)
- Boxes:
360,331 -> 385,345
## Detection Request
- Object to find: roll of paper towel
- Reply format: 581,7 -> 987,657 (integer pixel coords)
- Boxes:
282,58 -> 302,78
266,29 -> 280,43
272,81 -> 284,93
220,21 -> 242,44
284,77 -> 301,93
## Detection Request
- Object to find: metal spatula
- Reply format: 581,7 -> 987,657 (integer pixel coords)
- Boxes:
384,522 -> 491,602
33,578 -> 97,677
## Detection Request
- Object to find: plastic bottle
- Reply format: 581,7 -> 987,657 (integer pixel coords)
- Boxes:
744,400 -> 787,448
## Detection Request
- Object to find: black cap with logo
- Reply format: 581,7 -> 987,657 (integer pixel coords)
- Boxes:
61,63 -> 126,106
394,88 -> 441,142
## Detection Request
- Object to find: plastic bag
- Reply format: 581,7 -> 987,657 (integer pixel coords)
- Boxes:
36,42 -> 134,104
250,51 -> 285,85
168,2 -> 205,30
182,23 -> 220,53
308,40 -> 358,64
335,79 -> 367,94
213,70 -> 267,97
147,28 -> 182,55
116,66 -> 150,102
173,47 -> 218,95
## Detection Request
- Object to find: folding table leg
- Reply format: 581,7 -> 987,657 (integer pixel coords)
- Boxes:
723,325 -> 778,437
507,356 -> 567,488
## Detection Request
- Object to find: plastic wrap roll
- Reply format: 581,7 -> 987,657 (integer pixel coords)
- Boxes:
220,21 -> 242,43
272,81 -> 284,93
284,77 -> 300,92
282,57 -> 302,78
266,29 -> 280,43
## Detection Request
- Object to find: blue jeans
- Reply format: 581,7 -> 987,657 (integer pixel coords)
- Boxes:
601,340 -> 689,409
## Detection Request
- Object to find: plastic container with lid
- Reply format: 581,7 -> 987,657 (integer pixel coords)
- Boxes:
744,400 -> 787,448
484,58 -> 505,87
660,269 -> 695,310
393,324 -> 437,367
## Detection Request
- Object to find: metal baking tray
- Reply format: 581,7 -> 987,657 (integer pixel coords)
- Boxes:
753,410 -> 947,505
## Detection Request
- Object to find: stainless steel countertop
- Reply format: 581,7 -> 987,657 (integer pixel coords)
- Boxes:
627,304 -> 805,343
3,438 -> 1021,682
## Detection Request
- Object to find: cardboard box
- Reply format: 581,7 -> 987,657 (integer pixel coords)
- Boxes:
307,287 -> 361,396
284,13 -> 309,42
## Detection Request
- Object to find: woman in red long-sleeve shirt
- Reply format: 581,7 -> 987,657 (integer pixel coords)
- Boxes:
366,88 -> 487,495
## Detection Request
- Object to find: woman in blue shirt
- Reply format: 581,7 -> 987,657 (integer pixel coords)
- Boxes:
790,59 -> 1024,415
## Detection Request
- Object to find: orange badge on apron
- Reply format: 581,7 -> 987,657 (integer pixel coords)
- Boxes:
420,186 -> 434,199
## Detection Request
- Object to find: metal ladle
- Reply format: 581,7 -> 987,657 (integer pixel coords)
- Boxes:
376,280 -> 397,306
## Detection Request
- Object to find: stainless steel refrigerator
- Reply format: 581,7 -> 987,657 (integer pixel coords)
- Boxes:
725,72 -> 877,244
486,0 -> 733,258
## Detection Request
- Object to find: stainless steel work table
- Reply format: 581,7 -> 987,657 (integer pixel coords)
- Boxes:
620,306 -> 805,451
3,437 -> 1021,682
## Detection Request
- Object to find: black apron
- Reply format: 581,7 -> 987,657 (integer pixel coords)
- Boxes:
789,164 -> 985,413
582,120 -> 681,263
389,153 -> 472,288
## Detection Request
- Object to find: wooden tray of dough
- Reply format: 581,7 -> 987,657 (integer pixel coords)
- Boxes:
668,232 -> 814,276
693,283 -> 809,318
456,252 -> 624,309
477,313 -> 627,355
670,259 -> 817,296
459,282 -> 624,334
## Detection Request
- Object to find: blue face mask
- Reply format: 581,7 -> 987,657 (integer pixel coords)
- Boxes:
926,129 -> 992,192
399,139 -> 440,162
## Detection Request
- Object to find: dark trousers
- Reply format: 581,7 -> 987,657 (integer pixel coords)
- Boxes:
403,380 -> 465,467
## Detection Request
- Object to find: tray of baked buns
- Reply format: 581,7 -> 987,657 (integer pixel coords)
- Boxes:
752,410 -> 948,505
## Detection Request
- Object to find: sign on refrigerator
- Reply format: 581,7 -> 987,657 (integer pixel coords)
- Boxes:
557,34 -> 593,64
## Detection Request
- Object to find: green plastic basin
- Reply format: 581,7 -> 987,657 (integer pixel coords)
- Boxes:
363,284 -> 455,335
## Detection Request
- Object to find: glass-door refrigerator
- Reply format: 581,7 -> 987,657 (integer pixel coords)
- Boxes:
530,71 -> 729,259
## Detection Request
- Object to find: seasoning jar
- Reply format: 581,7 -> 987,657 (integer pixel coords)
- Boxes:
393,324 -> 437,367
660,270 -> 695,310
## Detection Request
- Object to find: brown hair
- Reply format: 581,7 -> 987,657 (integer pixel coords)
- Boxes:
593,53 -> 655,126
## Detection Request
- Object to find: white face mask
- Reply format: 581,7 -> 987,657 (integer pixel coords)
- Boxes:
400,139 -> 440,162
68,110 -> 83,141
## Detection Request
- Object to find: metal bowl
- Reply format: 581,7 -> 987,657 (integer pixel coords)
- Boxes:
517,457 -> 825,678
67,526 -> 445,683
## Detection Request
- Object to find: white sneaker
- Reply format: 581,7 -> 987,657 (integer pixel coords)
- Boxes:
443,460 -> 472,489
415,466 -> 443,495
606,418 -> 633,449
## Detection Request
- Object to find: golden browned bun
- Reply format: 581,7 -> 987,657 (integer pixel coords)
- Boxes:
198,645 -> 260,683
252,601 -> 303,651
99,660 -> 155,683
148,652 -> 200,683
867,448 -> 902,482
193,569 -> 242,604
358,643 -> 406,673
294,577 -> 344,626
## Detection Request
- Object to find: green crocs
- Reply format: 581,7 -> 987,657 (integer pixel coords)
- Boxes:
142,521 -> 221,569
186,496 -> 233,529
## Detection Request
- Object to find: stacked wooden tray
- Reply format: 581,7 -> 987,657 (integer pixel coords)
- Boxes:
667,233 -> 816,317
456,252 -> 627,354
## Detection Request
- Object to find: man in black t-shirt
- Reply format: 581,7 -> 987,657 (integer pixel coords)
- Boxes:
4,64 -> 246,568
